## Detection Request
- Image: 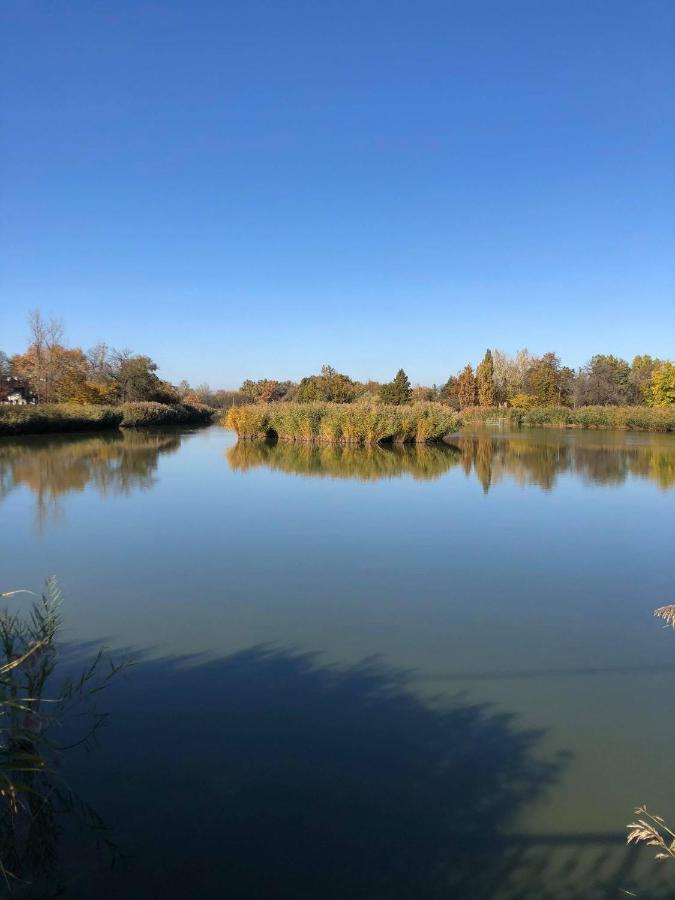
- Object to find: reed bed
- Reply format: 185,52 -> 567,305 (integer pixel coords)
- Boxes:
119,401 -> 214,428
0,402 -> 214,435
517,405 -> 675,431
459,405 -> 675,432
0,404 -> 123,436
225,402 -> 461,445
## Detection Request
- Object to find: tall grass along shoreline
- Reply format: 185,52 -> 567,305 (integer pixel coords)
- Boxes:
226,403 -> 461,444
225,402 -> 675,445
0,401 -> 214,436
461,404 -> 675,432
3,400 -> 671,440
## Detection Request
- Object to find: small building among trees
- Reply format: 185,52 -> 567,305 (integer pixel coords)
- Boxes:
0,375 -> 36,405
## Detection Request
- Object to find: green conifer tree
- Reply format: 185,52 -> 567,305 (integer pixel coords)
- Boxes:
380,369 -> 413,405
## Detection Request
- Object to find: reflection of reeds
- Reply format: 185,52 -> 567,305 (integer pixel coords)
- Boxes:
228,433 -> 675,491
227,440 -> 462,482
225,403 -> 460,445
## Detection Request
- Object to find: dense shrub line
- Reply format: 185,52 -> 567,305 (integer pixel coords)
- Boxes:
461,405 -> 675,431
521,405 -> 675,431
0,402 -> 214,436
3,400 -> 670,439
119,401 -> 214,427
225,403 -> 461,444
0,404 -> 123,435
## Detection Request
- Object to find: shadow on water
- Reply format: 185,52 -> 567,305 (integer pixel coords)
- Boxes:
227,431 -> 675,492
46,644 -> 670,900
0,430 -> 183,528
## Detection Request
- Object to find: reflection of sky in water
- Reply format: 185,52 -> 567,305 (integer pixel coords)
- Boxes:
3,425 -> 675,858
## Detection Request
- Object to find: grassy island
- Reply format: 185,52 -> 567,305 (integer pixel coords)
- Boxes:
225,401 -> 675,445
225,402 -> 461,444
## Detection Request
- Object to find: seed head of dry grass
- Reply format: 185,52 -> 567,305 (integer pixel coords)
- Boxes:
654,605 -> 675,628
627,806 -> 675,861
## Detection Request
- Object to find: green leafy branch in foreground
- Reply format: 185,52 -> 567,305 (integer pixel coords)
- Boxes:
0,578 -> 126,893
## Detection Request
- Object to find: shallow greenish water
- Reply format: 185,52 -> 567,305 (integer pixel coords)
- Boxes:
2,425 -> 675,898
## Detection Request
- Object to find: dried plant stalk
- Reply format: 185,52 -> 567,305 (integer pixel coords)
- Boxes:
627,806 -> 675,860
654,606 -> 675,628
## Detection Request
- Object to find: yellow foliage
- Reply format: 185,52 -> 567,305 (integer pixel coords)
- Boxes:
648,362 -> 675,408
509,393 -> 537,410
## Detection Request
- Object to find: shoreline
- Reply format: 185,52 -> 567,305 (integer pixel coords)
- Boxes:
0,401 -> 215,437
225,402 -> 675,444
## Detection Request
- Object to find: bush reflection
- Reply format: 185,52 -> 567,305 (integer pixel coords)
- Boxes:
227,432 -> 675,492
0,430 -> 182,527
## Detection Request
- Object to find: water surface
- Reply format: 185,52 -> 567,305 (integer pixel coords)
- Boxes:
2,426 -> 674,898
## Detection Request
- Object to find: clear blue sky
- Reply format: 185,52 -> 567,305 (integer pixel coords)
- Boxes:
1,1 -> 673,388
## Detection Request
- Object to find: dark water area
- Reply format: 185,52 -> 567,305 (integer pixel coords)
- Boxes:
2,426 -> 675,898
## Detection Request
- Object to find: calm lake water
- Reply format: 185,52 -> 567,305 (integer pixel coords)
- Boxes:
2,425 -> 675,898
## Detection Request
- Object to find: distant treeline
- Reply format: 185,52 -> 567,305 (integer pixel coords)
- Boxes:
3,312 -> 673,412
229,351 -> 674,410
1,312 -> 178,406
0,310 -> 229,409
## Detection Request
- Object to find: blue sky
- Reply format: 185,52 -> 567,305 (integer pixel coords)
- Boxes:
1,1 -> 673,388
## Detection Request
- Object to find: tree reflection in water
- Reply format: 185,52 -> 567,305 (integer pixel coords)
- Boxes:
447,432 -> 675,493
227,432 -> 675,493
0,431 -> 182,528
